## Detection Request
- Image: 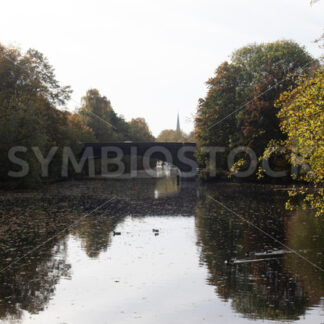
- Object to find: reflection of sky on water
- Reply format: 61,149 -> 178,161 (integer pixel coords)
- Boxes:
11,216 -> 324,324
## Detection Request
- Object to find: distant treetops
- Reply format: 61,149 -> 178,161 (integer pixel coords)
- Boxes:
156,113 -> 195,142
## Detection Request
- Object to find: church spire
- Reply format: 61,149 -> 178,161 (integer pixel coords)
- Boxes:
176,113 -> 180,132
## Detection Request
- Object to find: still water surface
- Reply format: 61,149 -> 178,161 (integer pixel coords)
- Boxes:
0,177 -> 323,323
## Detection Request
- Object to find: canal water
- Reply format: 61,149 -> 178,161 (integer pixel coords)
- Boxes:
0,177 -> 323,323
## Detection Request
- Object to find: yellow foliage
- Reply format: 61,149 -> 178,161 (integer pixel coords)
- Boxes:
275,69 -> 324,216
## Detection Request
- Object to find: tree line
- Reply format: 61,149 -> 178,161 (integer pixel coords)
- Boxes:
0,44 -> 154,187
1,39 -> 322,214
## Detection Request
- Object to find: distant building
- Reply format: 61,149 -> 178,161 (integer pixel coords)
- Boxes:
176,113 -> 180,132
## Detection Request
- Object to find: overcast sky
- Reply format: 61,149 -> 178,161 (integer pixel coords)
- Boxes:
1,0 -> 323,136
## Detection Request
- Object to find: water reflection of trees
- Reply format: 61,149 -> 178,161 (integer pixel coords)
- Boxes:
74,212 -> 124,258
285,209 -> 324,305
0,179 -> 197,321
0,199 -> 72,321
195,183 -> 323,321
0,192 -> 128,321
73,179 -> 195,257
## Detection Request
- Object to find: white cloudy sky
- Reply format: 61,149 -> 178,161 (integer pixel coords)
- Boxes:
1,0 -> 323,136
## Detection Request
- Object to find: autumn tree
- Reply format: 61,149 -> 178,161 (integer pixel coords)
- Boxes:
128,118 -> 155,141
195,40 -> 317,177
186,130 -> 196,142
195,62 -> 247,175
0,44 -> 94,187
78,89 -> 122,142
238,41 -> 316,156
156,129 -> 188,142
78,89 -> 156,143
273,69 -> 324,216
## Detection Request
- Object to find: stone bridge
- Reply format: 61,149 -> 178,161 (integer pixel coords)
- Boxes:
82,142 -> 197,177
